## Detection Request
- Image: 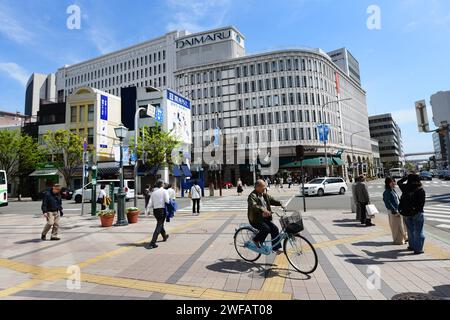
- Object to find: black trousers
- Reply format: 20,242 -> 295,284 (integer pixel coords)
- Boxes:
192,199 -> 200,214
359,202 -> 372,225
251,220 -> 282,250
150,208 -> 167,244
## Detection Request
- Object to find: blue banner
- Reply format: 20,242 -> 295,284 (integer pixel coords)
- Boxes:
155,108 -> 164,123
317,124 -> 330,142
100,95 -> 108,121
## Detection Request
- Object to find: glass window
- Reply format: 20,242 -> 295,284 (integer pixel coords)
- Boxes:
88,128 -> 94,144
88,105 -> 94,122
70,106 -> 77,122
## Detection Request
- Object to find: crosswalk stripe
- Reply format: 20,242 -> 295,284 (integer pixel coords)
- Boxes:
424,209 -> 450,214
424,213 -> 450,219
436,224 -> 450,229
426,218 -> 450,224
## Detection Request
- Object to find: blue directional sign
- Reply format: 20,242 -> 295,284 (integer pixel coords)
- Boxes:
214,128 -> 220,147
155,107 -> 164,123
100,95 -> 108,121
131,153 -> 137,162
317,124 -> 330,142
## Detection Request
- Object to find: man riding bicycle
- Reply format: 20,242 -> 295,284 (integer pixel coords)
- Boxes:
248,180 -> 285,253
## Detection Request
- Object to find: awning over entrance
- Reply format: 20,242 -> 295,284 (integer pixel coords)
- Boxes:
181,164 -> 192,177
281,157 -> 345,168
29,169 -> 59,177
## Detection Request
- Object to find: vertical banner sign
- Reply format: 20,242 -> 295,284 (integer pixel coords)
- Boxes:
214,128 -> 220,147
165,90 -> 192,145
317,124 -> 330,142
335,72 -> 340,95
100,95 -> 108,149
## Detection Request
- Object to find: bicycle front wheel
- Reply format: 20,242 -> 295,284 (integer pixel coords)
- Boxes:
234,227 -> 261,262
283,234 -> 318,274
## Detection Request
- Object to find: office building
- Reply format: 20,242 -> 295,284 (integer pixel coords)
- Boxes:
327,48 -> 361,85
25,73 -> 56,117
369,114 -> 405,168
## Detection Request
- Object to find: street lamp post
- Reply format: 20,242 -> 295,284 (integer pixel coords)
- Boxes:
320,98 -> 352,176
351,130 -> 366,181
114,123 -> 129,227
134,106 -> 147,208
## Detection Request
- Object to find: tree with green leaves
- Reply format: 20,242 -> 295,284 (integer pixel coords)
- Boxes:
404,162 -> 417,173
0,129 -> 44,182
131,125 -> 181,176
43,130 -> 83,187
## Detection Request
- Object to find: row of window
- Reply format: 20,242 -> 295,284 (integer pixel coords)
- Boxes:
66,64 -> 166,88
236,92 -> 331,110
235,75 -> 332,94
192,127 -> 332,147
65,50 -> 166,86
70,105 -> 95,123
235,58 -> 332,78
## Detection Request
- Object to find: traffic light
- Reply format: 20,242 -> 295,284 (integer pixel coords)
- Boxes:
319,157 -> 325,166
296,145 -> 305,161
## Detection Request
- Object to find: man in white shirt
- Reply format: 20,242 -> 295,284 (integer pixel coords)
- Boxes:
147,181 -> 170,249
166,183 -> 176,200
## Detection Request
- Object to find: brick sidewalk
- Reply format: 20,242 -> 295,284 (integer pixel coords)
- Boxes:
0,200 -> 449,300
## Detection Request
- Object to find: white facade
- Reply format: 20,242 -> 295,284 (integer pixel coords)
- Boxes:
55,31 -> 186,103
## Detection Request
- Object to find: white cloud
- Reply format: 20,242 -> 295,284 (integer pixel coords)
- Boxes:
0,62 -> 29,86
87,27 -> 120,55
165,0 -> 232,32
0,6 -> 34,44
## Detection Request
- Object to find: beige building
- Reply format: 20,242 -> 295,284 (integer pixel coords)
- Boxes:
66,87 -> 122,162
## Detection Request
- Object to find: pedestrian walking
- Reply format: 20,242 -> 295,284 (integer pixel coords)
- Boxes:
166,183 -> 176,200
97,184 -> 108,210
280,177 -> 284,189
190,181 -> 202,215
41,184 -> 63,241
247,180 -> 285,253
354,175 -> 375,227
144,185 -> 151,215
146,181 -> 170,249
383,177 -> 407,245
237,178 -> 244,196
287,176 -> 292,189
398,174 -> 426,255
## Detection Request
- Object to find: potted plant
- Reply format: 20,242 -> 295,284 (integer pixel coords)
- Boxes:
126,207 -> 141,224
98,209 -> 115,227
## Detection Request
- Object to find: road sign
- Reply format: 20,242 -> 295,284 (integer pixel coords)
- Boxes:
146,104 -> 156,118
415,100 -> 430,132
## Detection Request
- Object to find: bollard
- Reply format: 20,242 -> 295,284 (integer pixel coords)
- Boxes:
109,182 -> 115,210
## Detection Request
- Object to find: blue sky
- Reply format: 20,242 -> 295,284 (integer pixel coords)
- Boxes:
0,0 -> 449,153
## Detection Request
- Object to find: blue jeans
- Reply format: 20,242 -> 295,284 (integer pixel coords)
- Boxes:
404,212 -> 425,253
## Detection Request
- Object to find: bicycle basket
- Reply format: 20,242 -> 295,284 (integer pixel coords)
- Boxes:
280,211 -> 304,234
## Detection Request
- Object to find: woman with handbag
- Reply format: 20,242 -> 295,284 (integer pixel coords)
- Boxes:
383,177 -> 407,245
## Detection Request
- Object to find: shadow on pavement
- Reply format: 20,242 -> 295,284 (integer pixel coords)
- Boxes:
205,259 -> 311,281
352,241 -> 398,247
337,252 -> 449,265
14,239 -> 43,244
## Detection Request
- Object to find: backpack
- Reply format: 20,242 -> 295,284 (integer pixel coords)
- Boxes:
398,191 -> 417,217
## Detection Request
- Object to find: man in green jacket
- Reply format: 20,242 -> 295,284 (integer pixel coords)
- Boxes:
248,180 -> 285,252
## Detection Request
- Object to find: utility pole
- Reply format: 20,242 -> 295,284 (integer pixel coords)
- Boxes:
134,106 -> 146,208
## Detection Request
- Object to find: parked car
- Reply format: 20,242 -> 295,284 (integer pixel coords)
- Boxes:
32,187 -> 73,201
73,180 -> 135,203
301,177 -> 348,197
443,171 -> 450,181
419,171 -> 433,181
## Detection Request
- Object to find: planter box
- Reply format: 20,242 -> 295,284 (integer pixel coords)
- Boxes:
99,215 -> 115,227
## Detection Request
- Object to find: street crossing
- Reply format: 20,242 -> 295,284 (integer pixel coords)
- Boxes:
177,196 -> 292,213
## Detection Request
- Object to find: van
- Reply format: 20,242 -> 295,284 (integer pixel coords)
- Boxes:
73,180 -> 135,203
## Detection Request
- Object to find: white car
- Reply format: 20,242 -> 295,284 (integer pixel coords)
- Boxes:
73,180 -> 135,203
301,177 -> 348,197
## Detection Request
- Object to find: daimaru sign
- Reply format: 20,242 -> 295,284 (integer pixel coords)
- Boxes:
176,30 -> 232,49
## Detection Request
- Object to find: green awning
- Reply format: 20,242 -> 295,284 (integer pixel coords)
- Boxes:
281,157 -> 344,168
29,169 -> 59,177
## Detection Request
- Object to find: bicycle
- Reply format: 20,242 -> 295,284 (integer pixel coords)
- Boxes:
234,209 -> 318,275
